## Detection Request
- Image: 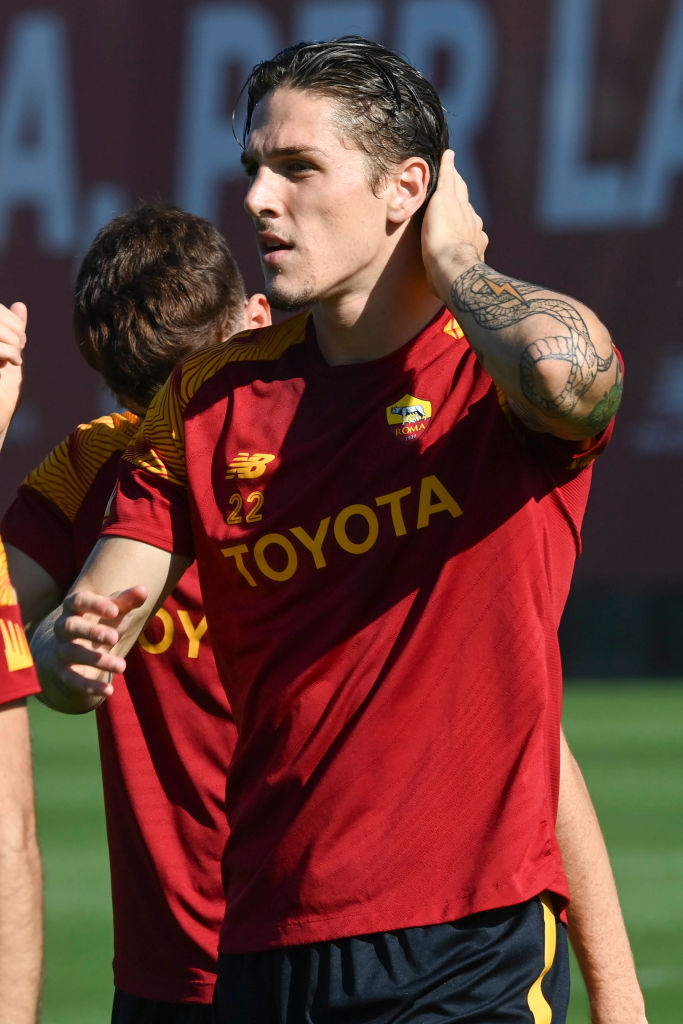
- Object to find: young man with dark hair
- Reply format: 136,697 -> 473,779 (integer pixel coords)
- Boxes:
33,39 -> 644,1023
73,203 -> 252,414
0,301 -> 42,1024
2,207 -> 270,1023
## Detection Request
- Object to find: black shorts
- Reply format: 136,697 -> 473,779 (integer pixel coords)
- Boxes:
212,893 -> 569,1023
111,989 -> 215,1023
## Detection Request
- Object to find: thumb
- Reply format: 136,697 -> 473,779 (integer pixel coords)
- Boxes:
10,301 -> 28,330
112,585 -> 149,614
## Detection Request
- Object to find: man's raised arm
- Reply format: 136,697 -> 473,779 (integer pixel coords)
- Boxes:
422,151 -> 622,442
30,535 -> 190,714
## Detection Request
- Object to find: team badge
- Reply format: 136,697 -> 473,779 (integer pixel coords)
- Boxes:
386,394 -> 432,442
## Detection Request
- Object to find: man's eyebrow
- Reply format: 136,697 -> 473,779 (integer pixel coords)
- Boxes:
241,145 -> 325,166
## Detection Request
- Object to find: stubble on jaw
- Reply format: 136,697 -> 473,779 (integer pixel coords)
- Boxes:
264,274 -> 315,313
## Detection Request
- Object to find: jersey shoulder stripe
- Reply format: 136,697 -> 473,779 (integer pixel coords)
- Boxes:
22,411 -> 141,522
220,312 -> 310,363
124,315 -> 310,488
179,312 -> 310,403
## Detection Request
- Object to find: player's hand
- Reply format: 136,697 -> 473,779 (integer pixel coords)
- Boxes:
51,585 -> 148,697
421,151 -> 488,302
0,302 -> 28,445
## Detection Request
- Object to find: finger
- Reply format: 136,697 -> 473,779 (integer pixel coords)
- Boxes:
55,616 -> 121,651
0,303 -> 27,342
111,584 -> 149,614
57,664 -> 116,698
441,153 -> 470,203
64,590 -> 131,622
56,636 -> 126,675
0,327 -> 25,366
65,585 -> 148,621
0,354 -> 22,371
436,149 -> 456,190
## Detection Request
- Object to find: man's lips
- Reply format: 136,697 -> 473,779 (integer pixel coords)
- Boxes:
257,232 -> 293,265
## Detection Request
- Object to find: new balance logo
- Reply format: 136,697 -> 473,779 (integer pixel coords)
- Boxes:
226,452 -> 276,480
0,618 -> 34,672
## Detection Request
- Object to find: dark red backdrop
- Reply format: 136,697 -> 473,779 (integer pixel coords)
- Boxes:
1,0 -> 682,591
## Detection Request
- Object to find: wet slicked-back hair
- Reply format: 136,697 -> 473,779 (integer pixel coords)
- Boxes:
240,36 -> 449,202
74,203 -> 247,413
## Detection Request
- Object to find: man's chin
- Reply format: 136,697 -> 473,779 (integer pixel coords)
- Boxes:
266,282 -> 314,313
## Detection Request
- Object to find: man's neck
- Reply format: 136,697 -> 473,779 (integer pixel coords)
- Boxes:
311,257 -> 443,367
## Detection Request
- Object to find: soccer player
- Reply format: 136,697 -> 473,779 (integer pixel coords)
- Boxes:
33,38 -> 645,1022
0,301 -> 42,1024
2,207 -> 269,1023
10,221 -> 642,1022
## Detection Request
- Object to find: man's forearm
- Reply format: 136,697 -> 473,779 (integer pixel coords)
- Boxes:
30,536 -> 188,707
0,840 -> 43,1023
0,702 -> 43,1024
558,730 -> 647,1024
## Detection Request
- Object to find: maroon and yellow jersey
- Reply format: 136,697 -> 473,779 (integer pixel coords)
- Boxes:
2,412 -> 235,1003
0,534 -> 40,704
105,308 -> 614,954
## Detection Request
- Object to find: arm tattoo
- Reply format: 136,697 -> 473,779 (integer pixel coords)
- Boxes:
451,264 -> 621,427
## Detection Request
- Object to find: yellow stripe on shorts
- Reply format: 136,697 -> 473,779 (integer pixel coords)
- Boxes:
527,892 -> 557,1023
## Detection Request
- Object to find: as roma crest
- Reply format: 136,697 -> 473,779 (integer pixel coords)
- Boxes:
386,394 -> 432,443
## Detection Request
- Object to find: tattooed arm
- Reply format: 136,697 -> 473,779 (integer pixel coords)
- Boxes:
421,151 -> 621,440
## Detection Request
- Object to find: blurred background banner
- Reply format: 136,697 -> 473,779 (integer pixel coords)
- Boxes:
1,0 -> 682,670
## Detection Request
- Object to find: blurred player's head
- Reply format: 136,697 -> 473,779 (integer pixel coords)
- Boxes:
73,203 -> 269,414
240,36 -> 449,205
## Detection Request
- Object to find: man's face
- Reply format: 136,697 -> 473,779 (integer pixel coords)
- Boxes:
242,87 -> 393,311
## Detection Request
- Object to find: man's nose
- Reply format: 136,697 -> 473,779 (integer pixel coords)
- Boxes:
244,168 -> 279,219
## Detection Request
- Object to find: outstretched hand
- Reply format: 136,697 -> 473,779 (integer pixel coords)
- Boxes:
49,585 -> 149,700
421,151 -> 488,302
0,302 -> 28,447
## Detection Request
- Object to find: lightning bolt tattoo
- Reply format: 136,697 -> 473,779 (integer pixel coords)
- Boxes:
483,278 -> 528,304
451,264 -> 621,429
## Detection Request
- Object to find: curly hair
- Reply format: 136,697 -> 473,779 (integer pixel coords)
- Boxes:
73,204 -> 247,413
240,36 -> 449,202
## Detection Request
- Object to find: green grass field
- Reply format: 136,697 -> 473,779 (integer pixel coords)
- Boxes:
29,682 -> 683,1023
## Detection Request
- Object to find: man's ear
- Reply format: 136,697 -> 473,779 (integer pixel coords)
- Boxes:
243,293 -> 272,329
386,157 -> 431,224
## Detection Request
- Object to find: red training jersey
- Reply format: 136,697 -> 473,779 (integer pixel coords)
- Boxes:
103,309 -> 614,954
2,412 -> 235,1002
0,534 -> 41,705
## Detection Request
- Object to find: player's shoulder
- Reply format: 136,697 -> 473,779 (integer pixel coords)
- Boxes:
58,411 -> 142,470
71,410 -> 142,448
222,312 -> 311,364
176,312 -> 310,394
22,411 -> 142,512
